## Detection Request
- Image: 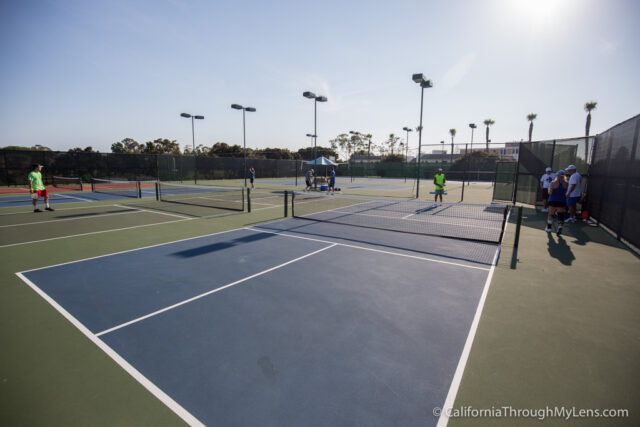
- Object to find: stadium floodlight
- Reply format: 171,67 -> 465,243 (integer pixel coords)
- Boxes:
180,112 -> 205,156
412,73 -> 433,198
231,104 -> 256,187
303,91 -> 328,188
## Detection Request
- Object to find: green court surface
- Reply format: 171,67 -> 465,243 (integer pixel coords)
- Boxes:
1,192 -> 638,425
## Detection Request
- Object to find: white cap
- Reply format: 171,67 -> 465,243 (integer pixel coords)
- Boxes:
438,168 -> 443,171
545,167 -> 552,172
566,164 -> 577,170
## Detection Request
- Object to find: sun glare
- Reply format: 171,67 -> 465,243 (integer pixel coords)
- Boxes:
510,0 -> 572,31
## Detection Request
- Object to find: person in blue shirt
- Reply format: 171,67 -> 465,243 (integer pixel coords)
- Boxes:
248,167 -> 255,189
328,166 -> 336,195
546,170 -> 568,235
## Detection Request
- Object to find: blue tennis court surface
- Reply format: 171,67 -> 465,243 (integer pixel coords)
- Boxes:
18,219 -> 500,426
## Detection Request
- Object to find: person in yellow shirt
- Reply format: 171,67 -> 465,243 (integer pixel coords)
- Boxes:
433,168 -> 446,202
28,164 -> 54,213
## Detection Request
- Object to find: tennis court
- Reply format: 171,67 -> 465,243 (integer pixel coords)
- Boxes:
4,179 -> 638,426
9,189 -> 507,426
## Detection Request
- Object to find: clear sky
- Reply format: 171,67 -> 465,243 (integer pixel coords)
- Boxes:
1,0 -> 639,155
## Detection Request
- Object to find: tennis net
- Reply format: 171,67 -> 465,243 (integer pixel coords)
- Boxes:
156,182 -> 245,211
91,178 -> 141,198
52,176 -> 83,191
291,192 -> 509,244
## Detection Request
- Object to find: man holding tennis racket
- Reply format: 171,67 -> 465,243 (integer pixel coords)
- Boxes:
28,164 -> 54,213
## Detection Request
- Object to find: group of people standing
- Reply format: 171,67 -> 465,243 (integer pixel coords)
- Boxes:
304,167 -> 336,194
540,165 -> 582,235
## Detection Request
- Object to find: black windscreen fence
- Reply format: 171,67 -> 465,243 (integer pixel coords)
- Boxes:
512,137 -> 592,206
587,114 -> 640,249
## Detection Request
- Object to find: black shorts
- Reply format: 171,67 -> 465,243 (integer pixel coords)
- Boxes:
549,201 -> 566,208
305,179 -> 312,187
542,188 -> 549,200
250,177 -> 254,183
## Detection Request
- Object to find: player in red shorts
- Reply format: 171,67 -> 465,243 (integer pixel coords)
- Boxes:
28,164 -> 54,212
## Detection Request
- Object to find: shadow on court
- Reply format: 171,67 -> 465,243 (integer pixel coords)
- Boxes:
172,232 -> 274,258
547,233 -> 576,266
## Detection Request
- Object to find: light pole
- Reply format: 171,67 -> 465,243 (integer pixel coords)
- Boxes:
469,123 -> 476,152
403,127 -> 413,182
412,74 -> 433,198
231,104 -> 256,188
440,140 -> 445,167
468,123 -> 477,187
180,113 -> 204,155
303,91 -> 327,189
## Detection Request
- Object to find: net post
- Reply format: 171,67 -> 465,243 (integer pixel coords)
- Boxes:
514,206 -> 523,248
79,178 -> 83,192
137,181 -> 142,198
284,191 -> 289,217
91,180 -> 95,193
155,182 -> 160,201
247,188 -> 251,213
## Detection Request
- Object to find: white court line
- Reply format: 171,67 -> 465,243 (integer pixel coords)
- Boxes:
113,204 -> 191,220
54,193 -> 92,202
246,227 -> 491,271
14,272 -> 205,427
0,203 -> 125,216
95,243 -> 337,337
436,209 -> 512,427
0,218 -> 191,248
18,227 -> 253,273
0,209 -> 143,228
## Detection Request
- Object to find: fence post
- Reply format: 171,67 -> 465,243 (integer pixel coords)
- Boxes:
514,206 -> 523,248
284,191 -> 289,217
512,142 -> 522,204
247,188 -> 251,213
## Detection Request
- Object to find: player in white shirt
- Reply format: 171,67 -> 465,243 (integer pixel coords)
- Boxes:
539,167 -> 555,212
565,164 -> 582,222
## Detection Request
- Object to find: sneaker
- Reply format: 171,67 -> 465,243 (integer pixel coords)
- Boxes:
541,208 -> 548,212
34,208 -> 42,213
556,226 -> 563,236
565,217 -> 576,223
545,227 -> 552,233
45,207 -> 55,211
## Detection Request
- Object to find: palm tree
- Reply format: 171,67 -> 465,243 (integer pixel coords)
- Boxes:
527,113 -> 537,142
584,102 -> 597,137
584,101 -> 597,161
449,128 -> 456,164
483,119 -> 495,151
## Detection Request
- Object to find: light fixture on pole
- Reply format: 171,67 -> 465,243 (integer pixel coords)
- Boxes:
231,104 -> 256,188
303,91 -> 328,188
180,112 -> 204,155
412,73 -> 433,198
468,123 -> 477,187
440,140 -> 445,167
402,127 -> 413,183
